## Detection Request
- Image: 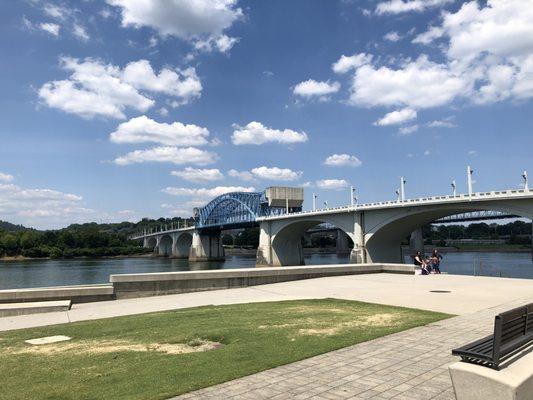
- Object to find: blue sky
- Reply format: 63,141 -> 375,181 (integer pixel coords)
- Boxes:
1,0 -> 532,229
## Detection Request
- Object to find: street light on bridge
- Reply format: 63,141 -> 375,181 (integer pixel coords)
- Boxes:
395,189 -> 401,202
323,200 -> 328,209
523,171 -> 529,192
350,186 -> 357,206
399,177 -> 406,201
451,180 -> 457,196
312,193 -> 317,211
467,166 -> 474,197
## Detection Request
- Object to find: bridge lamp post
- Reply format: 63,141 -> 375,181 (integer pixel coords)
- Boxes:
451,180 -> 457,196
395,189 -> 401,202
467,166 -> 474,197
312,193 -> 317,211
323,200 -> 328,209
523,171 -> 529,192
399,177 -> 406,201
350,186 -> 356,206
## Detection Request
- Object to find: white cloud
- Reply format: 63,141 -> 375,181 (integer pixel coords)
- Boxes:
43,4 -> 70,20
231,121 -> 308,145
110,116 -> 209,146
324,154 -> 362,167
349,55 -> 470,109
399,125 -> 419,135
122,60 -> 201,103
171,167 -> 223,182
72,23 -> 89,41
250,166 -> 302,181
293,79 -> 340,100
114,146 -> 217,166
468,150 -> 478,155
0,182 -> 98,229
39,57 -> 201,119
0,172 -> 14,183
374,108 -> 417,126
228,169 -> 256,182
39,22 -> 60,36
412,26 -> 444,45
193,34 -> 239,54
424,149 -> 431,156
315,179 -> 349,190
162,186 -> 256,198
376,0 -> 453,15
427,117 -> 456,128
107,0 -> 243,54
384,31 -> 401,42
332,53 -> 373,74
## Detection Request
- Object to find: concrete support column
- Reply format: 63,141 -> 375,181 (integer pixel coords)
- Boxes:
189,230 -> 225,262
256,222 -> 274,267
409,228 -> 425,256
336,230 -> 350,255
350,212 -> 366,264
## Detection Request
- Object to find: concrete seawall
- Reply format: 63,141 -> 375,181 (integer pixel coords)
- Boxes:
110,263 -> 414,299
0,284 -> 115,304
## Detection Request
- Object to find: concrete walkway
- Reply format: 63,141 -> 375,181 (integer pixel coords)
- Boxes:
3,273 -> 533,331
172,299 -> 528,400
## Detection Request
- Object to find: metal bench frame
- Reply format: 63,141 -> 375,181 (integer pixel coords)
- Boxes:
452,304 -> 533,370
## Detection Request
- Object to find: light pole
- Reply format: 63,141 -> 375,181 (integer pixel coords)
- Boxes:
395,189 -> 401,202
467,166 -> 474,197
523,171 -> 529,192
351,186 -> 357,206
323,200 -> 328,209
350,186 -> 356,206
399,177 -> 406,201
312,193 -> 317,211
451,180 -> 457,196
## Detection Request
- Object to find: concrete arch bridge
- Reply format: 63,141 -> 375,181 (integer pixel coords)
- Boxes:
132,188 -> 533,266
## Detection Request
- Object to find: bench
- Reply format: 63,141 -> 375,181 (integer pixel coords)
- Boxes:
452,303 -> 533,370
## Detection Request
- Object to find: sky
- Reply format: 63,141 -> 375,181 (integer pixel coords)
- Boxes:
0,0 -> 532,229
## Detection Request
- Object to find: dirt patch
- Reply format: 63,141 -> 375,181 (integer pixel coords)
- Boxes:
282,306 -> 347,314
5,338 -> 222,356
298,313 -> 400,336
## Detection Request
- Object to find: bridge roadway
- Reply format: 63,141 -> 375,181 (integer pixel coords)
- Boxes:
132,188 -> 533,266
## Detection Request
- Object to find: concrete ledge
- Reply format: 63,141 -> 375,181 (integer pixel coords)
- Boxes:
110,263 -> 414,299
0,300 -> 71,317
449,352 -> 533,400
0,284 -> 115,304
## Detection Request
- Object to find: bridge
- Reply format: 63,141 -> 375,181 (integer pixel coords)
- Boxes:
131,186 -> 533,266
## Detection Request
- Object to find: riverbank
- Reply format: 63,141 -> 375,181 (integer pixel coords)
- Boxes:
0,253 -> 152,262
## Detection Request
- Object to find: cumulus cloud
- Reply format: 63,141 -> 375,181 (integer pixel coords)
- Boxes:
231,121 -> 308,145
171,167 -> 223,182
38,57 -> 201,119
228,169 -> 256,182
384,31 -> 401,42
315,179 -> 349,190
374,108 -> 417,126
0,182 -> 98,229
324,154 -> 362,167
349,56 -> 470,109
250,166 -> 302,181
110,116 -> 209,146
113,146 -> 217,166
427,117 -> 457,128
399,125 -> 419,135
39,22 -> 60,36
375,0 -> 453,15
107,0 -> 243,53
332,53 -> 373,74
72,23 -> 89,41
293,79 -> 340,101
162,186 -> 256,198
0,172 -> 14,183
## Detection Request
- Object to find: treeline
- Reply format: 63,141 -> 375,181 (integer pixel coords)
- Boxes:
0,217 -> 194,259
422,221 -> 532,246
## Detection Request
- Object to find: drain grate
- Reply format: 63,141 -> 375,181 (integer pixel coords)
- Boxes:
429,290 -> 451,293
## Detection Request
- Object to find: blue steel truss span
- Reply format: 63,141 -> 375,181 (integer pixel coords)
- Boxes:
194,191 -> 291,229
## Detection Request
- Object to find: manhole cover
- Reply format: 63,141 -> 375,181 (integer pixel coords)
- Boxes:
429,290 -> 451,293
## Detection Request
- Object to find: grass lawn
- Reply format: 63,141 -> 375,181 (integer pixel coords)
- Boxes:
0,299 -> 451,400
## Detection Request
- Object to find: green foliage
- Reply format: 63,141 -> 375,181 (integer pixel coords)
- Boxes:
233,228 -> 259,247
221,234 -> 234,246
0,299 -> 450,400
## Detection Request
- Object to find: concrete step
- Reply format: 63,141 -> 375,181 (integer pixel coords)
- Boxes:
0,300 -> 72,317
0,284 -> 114,304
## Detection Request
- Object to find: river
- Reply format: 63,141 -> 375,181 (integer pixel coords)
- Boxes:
0,251 -> 532,290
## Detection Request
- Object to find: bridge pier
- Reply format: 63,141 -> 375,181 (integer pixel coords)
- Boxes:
189,230 -> 225,262
409,228 -> 425,257
350,212 -> 366,264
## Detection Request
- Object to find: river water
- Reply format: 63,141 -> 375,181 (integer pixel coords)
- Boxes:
0,252 -> 531,290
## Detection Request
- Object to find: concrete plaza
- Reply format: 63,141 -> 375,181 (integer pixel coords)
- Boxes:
2,273 -> 533,399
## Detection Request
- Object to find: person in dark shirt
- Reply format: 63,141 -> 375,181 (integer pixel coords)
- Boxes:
431,249 -> 443,274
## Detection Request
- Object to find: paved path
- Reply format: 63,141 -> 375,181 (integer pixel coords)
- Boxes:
173,299 -> 529,400
3,273 -> 533,331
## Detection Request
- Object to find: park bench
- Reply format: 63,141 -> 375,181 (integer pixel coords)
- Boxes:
452,303 -> 533,370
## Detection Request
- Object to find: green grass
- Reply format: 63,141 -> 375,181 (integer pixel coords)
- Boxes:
0,299 -> 450,400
